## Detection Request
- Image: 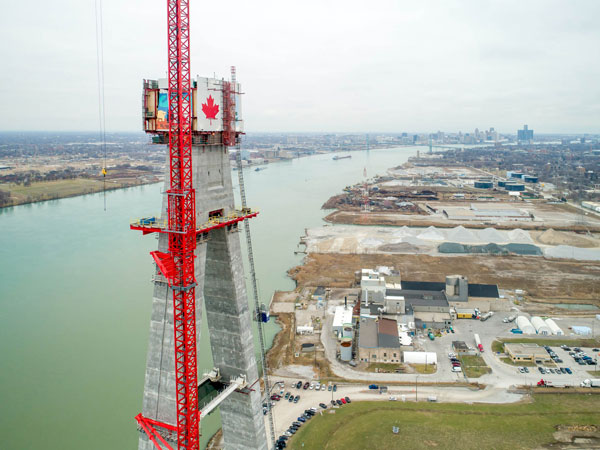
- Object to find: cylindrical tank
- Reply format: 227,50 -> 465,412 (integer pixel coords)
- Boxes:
474,181 -> 493,189
516,316 -> 536,334
531,316 -> 551,335
342,323 -> 354,339
340,338 -> 352,362
544,318 -> 563,335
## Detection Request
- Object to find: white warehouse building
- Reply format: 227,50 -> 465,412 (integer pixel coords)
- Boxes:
544,318 -> 564,336
516,316 -> 536,334
332,306 -> 354,337
403,351 -> 437,365
531,316 -> 552,335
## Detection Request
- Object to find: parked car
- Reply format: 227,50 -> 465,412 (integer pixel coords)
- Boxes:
328,384 -> 332,391
298,416 -> 306,422
284,392 -> 290,399
389,396 -> 397,401
319,403 -> 328,409
271,394 -> 281,401
294,395 -> 300,403
330,400 -> 336,406
565,367 -> 572,374
368,384 -> 379,389
333,384 -> 337,392
296,381 -> 302,389
336,399 -> 343,406
321,384 -> 327,391
524,367 -> 529,373
288,395 -> 294,403
341,398 -> 347,404
560,368 -> 566,374
345,396 -> 351,403
303,382 -> 309,390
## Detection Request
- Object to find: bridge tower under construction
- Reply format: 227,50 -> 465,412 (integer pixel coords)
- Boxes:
132,69 -> 271,448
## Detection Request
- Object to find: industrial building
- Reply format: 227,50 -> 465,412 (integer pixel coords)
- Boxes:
545,318 -> 564,335
442,204 -> 531,221
516,316 -> 536,334
359,268 -> 499,330
332,305 -> 354,337
504,343 -> 551,363
531,316 -> 552,335
403,351 -> 437,365
357,317 -> 401,363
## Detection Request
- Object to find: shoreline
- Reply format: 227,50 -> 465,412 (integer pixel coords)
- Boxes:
0,177 -> 162,209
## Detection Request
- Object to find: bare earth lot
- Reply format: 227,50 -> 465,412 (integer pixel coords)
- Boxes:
289,253 -> 600,302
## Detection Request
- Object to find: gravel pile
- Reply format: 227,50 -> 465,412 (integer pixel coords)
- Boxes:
544,245 -> 600,261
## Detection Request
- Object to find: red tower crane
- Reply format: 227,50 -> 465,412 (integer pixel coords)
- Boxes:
136,0 -> 200,449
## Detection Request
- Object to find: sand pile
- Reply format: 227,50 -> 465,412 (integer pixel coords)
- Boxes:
508,228 -> 534,243
476,227 -> 507,243
417,226 -> 446,241
447,226 -> 479,243
537,228 -> 598,248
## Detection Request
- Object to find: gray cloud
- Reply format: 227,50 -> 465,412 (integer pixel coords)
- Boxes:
0,0 -> 598,133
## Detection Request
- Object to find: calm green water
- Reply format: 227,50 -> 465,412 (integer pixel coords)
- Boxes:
0,146 -> 418,449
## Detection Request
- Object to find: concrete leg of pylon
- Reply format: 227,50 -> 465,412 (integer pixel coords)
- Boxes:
204,228 -> 268,450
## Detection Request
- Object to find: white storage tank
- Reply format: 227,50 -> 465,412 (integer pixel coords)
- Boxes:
340,338 -> 353,362
531,316 -> 551,335
516,316 -> 536,334
544,318 -> 563,336
342,323 -> 354,339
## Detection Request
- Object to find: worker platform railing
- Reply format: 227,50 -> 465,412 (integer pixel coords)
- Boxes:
130,209 -> 258,236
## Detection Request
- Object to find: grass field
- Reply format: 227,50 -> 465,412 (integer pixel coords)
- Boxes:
459,355 -> 491,378
0,178 -> 152,207
288,394 -> 600,450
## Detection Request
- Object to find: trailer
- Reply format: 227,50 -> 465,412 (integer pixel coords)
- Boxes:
581,379 -> 600,388
474,334 -> 483,352
480,311 -> 494,322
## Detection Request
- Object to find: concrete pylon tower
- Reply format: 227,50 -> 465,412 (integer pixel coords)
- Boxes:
135,76 -> 267,450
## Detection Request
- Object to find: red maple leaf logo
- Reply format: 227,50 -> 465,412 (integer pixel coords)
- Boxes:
201,95 -> 219,123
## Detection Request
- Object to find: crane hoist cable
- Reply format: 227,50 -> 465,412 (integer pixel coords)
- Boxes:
95,0 -> 107,211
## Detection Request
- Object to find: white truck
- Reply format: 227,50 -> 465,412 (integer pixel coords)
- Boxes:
480,311 -> 494,322
474,333 -> 483,352
580,378 -> 600,388
503,315 -> 517,323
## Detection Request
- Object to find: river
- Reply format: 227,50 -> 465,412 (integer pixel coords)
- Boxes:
0,146 -> 418,449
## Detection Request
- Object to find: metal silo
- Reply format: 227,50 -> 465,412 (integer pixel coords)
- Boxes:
340,338 -> 353,362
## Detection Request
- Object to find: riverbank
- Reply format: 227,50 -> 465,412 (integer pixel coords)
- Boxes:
0,176 -> 161,208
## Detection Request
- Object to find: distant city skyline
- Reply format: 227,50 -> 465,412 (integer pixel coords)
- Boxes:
1,0 -> 599,133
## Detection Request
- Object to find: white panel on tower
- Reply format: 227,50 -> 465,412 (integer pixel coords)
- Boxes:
195,76 -> 223,132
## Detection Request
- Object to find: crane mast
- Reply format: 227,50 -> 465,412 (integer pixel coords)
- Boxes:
166,0 -> 199,448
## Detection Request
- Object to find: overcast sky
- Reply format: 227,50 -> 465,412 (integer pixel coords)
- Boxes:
1,0 -> 599,134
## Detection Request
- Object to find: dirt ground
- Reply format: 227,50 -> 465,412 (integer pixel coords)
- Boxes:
288,253 -> 600,303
